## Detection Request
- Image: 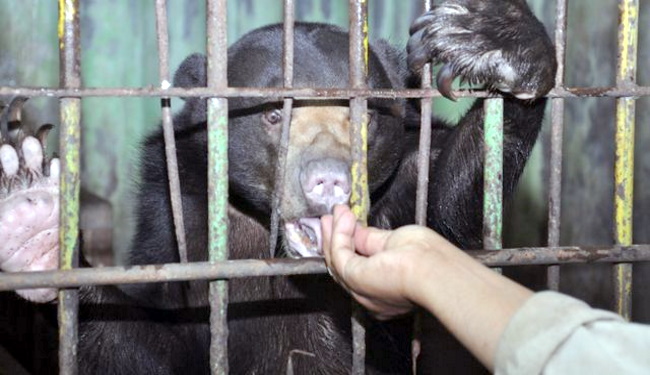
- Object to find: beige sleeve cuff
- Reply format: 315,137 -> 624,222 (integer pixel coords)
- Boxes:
494,291 -> 623,375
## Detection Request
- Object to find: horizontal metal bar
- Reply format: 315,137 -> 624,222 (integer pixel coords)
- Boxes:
1,245 -> 649,291
1,86 -> 650,99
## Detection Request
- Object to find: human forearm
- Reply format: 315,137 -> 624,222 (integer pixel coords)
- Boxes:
405,239 -> 533,371
322,205 -> 534,370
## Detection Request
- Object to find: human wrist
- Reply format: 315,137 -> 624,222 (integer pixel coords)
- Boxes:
399,231 -> 457,308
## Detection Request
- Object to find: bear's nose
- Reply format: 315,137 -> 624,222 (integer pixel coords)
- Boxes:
300,158 -> 351,214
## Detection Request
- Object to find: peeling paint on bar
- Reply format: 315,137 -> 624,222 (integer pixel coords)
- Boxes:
349,1 -> 369,373
207,91 -> 230,374
59,100 -> 81,271
2,245 -> 649,292
58,0 -> 81,373
349,98 -> 370,224
483,99 -> 503,251
206,0 -> 229,373
2,85 -> 650,99
613,0 -> 638,320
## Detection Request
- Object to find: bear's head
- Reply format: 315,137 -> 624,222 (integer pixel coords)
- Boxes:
174,23 -> 406,258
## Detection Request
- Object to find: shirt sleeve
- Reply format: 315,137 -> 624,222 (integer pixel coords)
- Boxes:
495,291 -> 650,375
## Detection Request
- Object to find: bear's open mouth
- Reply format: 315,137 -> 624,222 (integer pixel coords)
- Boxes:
284,218 -> 323,258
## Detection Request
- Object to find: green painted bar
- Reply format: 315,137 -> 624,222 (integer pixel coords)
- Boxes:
59,99 -> 81,270
207,97 -> 229,375
58,0 -> 81,373
207,98 -> 229,264
206,0 -> 229,372
613,0 -> 638,320
483,98 -> 504,251
58,97 -> 81,375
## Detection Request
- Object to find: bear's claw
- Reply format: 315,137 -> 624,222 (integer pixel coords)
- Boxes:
407,0 -> 556,100
0,98 -> 60,303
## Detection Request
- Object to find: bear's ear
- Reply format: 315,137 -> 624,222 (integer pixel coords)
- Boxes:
173,53 -> 207,94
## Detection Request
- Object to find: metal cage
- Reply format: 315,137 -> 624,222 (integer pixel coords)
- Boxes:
0,0 -> 648,374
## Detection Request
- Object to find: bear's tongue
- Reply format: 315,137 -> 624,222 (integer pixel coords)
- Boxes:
284,218 -> 322,258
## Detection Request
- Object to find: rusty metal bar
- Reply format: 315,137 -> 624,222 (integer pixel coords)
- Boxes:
58,0 -> 81,374
349,0 -> 369,373
413,1 -> 432,372
206,0 -> 229,373
2,85 -> 650,99
547,0 -> 568,291
155,0 -> 189,264
268,0 -> 295,258
3,245 -> 650,291
613,0 -> 638,320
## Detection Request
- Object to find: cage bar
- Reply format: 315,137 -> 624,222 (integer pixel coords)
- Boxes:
348,1 -> 369,373
267,0 -> 295,258
547,0 -> 568,291
155,0 -> 189,264
415,0 -> 433,230
0,2 -> 647,373
57,0 -> 81,373
483,99 -> 503,251
3,245 -> 649,292
413,1 -> 433,372
3,85 -> 650,100
206,0 -> 229,373
613,0 -> 638,320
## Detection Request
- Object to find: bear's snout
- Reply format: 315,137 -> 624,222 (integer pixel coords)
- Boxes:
300,158 -> 351,215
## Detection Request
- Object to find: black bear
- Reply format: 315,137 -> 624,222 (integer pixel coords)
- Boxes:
0,1 -> 555,374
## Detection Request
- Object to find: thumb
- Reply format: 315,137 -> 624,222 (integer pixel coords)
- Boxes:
321,206 -> 358,276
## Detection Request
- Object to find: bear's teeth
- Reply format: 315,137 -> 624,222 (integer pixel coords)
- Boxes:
300,223 -> 317,246
297,218 -> 322,255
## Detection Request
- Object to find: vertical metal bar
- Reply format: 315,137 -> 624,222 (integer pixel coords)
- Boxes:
613,0 -> 638,320
57,0 -> 81,373
206,0 -> 229,373
268,0 -> 295,258
547,0 -> 568,291
349,1 -> 368,373
415,0 -> 432,228
155,0 -> 189,264
413,2 -> 432,372
483,99 -> 503,251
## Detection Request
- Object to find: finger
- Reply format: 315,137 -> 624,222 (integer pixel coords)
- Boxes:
328,205 -> 358,278
353,224 -> 391,257
350,292 -> 413,321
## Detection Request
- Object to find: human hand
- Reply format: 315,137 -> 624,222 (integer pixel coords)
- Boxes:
321,205 -> 443,320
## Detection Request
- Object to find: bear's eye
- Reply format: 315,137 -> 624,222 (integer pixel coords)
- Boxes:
262,109 -> 283,126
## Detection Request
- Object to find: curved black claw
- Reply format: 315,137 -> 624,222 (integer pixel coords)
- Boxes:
36,124 -> 55,153
436,64 -> 457,101
1,96 -> 28,133
406,28 -> 430,75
